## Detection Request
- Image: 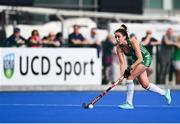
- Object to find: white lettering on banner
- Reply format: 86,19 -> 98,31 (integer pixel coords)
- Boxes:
0,48 -> 102,85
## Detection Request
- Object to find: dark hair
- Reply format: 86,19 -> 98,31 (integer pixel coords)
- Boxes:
73,24 -> 80,28
56,32 -> 62,39
31,30 -> 39,36
14,27 -> 20,33
115,24 -> 129,40
130,33 -> 135,38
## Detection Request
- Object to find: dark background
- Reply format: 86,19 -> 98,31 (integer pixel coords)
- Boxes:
0,0 -> 143,14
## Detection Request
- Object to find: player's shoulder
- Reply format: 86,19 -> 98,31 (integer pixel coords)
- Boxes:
116,45 -> 123,53
129,38 -> 138,45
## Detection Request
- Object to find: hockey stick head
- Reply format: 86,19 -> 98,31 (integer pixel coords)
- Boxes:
82,102 -> 94,109
82,102 -> 89,109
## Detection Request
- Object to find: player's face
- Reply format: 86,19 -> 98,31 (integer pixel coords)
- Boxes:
115,32 -> 126,45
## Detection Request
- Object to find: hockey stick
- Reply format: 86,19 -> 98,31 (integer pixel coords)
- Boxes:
82,76 -> 124,109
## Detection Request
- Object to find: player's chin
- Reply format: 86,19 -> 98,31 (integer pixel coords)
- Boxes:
115,42 -> 118,46
117,42 -> 122,46
115,41 -> 120,45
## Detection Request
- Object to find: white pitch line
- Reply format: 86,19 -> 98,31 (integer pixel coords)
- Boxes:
95,104 -> 180,108
0,104 -> 180,108
0,104 -> 80,107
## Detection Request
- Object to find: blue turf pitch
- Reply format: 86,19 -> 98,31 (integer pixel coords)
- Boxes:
0,90 -> 180,123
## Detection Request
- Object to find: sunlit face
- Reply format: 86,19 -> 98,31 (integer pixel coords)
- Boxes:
114,32 -> 126,45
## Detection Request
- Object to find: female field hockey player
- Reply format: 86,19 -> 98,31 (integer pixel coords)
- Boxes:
115,24 -> 171,109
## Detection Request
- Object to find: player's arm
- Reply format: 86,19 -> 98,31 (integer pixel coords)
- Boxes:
116,46 -> 126,78
131,38 -> 143,70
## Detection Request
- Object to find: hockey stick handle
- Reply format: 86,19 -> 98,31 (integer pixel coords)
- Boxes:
89,76 -> 124,105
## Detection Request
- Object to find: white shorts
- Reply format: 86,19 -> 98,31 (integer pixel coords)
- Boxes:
173,61 -> 180,70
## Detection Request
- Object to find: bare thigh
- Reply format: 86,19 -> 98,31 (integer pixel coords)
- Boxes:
127,64 -> 147,80
137,70 -> 150,89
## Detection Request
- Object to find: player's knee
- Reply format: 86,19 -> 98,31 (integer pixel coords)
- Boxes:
141,83 -> 149,89
127,75 -> 135,80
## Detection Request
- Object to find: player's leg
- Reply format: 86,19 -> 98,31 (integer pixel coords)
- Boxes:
137,71 -> 171,104
118,79 -> 134,109
118,64 -> 147,109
